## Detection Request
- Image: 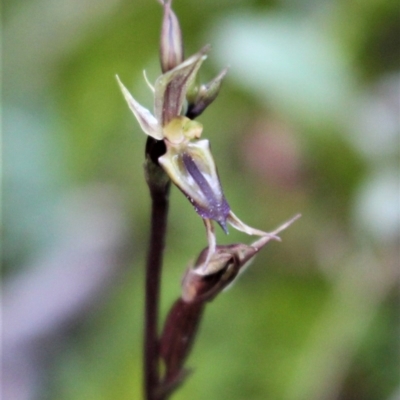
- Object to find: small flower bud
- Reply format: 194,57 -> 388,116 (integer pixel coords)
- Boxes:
187,67 -> 229,119
181,213 -> 302,302
181,250 -> 237,303
160,0 -> 184,73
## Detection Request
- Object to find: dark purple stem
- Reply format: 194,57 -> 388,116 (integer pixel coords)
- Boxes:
144,138 -> 171,400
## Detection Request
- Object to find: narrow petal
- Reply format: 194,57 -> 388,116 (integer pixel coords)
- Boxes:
230,213 -> 302,276
227,210 -> 281,241
154,45 -> 210,125
116,75 -> 163,140
142,70 -> 155,93
158,139 -> 230,230
191,214 -> 301,278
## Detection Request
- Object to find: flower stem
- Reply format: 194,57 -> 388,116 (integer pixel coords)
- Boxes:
144,138 -> 171,400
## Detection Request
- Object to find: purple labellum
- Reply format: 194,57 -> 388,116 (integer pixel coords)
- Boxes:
182,152 -> 230,233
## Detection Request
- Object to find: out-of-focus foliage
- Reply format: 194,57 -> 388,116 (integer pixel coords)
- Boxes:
3,0 -> 399,400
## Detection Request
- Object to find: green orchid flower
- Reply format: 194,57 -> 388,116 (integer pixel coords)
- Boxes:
116,3 -> 280,265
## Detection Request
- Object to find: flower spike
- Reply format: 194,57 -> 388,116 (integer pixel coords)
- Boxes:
120,2 -> 302,397
117,0 -> 298,262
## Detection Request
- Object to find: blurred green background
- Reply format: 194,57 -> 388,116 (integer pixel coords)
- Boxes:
3,0 -> 399,399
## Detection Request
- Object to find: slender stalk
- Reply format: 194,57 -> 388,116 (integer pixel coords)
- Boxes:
144,138 -> 171,400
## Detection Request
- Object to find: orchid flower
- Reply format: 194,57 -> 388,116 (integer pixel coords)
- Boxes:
116,4 -> 280,265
